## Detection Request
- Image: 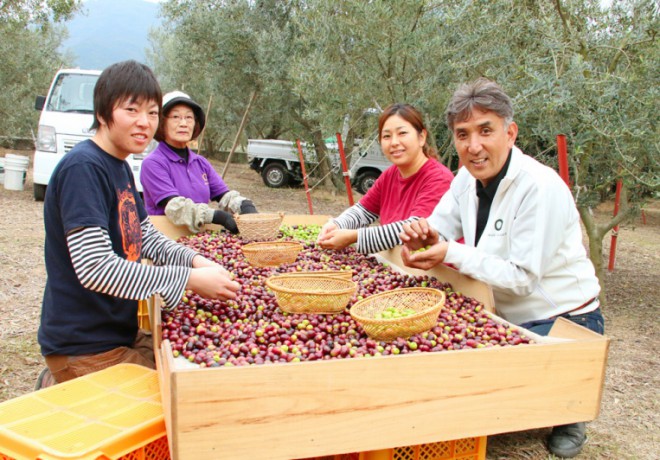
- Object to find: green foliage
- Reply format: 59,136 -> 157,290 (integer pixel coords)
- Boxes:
152,0 -> 658,204
289,1 -> 453,139
150,0 -> 303,154
0,0 -> 79,142
1,0 -> 81,26
151,0 -> 658,301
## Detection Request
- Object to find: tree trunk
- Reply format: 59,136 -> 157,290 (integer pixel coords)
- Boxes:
577,184 -> 637,308
579,206 -> 608,306
289,107 -> 336,190
309,127 -> 337,189
222,90 -> 258,178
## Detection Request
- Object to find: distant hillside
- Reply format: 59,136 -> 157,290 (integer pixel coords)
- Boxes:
60,0 -> 162,70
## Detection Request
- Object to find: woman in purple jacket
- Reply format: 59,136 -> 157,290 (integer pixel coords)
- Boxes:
141,91 -> 257,233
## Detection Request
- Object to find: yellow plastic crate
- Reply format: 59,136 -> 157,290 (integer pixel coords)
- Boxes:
304,437 -> 486,460
0,364 -> 169,460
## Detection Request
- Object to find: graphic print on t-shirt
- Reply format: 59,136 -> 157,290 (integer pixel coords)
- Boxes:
117,188 -> 142,261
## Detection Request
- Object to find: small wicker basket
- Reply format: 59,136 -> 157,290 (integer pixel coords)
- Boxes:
241,241 -> 303,267
272,270 -> 353,281
350,287 -> 446,341
266,275 -> 358,314
235,213 -> 284,241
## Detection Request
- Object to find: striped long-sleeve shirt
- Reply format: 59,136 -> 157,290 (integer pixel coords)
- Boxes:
67,218 -> 197,309
332,203 -> 419,254
333,159 -> 454,254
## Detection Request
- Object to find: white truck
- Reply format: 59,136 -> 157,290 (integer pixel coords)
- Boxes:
247,138 -> 390,194
32,68 -> 153,201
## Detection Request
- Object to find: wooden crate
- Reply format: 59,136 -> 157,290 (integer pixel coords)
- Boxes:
148,215 -> 609,460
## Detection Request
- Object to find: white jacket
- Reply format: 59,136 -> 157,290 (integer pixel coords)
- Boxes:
427,147 -> 600,324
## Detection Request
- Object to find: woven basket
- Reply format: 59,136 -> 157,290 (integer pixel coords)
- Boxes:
272,270 -> 353,281
350,288 -> 446,341
266,275 -> 357,314
235,213 -> 284,241
242,241 -> 303,267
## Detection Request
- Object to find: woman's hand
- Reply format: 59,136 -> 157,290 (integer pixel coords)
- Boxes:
317,220 -> 338,243
317,228 -> 358,250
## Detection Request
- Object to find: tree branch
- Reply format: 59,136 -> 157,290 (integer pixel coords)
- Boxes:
608,29 -> 657,74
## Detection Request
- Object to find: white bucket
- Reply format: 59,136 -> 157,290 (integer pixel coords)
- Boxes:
3,154 -> 30,191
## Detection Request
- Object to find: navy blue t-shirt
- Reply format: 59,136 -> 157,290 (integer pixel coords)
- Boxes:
38,140 -> 148,356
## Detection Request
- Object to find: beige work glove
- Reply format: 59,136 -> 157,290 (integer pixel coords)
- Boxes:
219,190 -> 249,215
164,197 -> 214,233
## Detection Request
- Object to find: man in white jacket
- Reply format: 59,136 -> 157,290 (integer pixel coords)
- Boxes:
400,78 -> 603,459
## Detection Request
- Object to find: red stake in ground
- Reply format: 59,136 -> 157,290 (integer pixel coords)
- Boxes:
296,139 -> 314,215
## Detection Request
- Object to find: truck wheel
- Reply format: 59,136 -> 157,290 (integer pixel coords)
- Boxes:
262,163 -> 290,188
34,184 -> 47,201
355,171 -> 379,194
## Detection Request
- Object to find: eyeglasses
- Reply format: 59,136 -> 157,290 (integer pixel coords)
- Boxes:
166,115 -> 195,124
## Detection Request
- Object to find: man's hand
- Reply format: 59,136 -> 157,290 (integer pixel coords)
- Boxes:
401,241 -> 448,270
317,228 -> 358,250
192,254 -> 231,276
186,265 -> 240,300
399,218 -> 439,251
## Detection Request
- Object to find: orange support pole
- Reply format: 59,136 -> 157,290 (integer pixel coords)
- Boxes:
608,179 -> 623,272
556,134 -> 570,187
336,133 -> 355,207
296,139 -> 314,215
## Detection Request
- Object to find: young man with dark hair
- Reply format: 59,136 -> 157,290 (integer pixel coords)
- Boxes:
400,78 -> 603,458
38,60 -> 239,386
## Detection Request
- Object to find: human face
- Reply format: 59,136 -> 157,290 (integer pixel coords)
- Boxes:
452,109 -> 518,187
380,114 -> 427,177
164,104 -> 196,149
93,97 -> 159,160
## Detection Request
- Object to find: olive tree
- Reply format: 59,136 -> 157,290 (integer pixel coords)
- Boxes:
0,0 -> 81,144
150,0 -> 330,178
287,1 -> 457,169
433,0 -> 658,301
151,0 -> 658,303
0,0 -> 80,24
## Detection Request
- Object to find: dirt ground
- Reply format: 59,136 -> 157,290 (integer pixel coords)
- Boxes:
0,151 -> 658,459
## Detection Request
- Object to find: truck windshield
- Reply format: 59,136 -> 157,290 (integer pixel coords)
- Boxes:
46,73 -> 97,114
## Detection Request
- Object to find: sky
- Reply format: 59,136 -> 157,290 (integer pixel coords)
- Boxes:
62,0 -> 161,69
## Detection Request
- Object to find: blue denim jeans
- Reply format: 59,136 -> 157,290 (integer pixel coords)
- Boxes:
519,307 -> 605,337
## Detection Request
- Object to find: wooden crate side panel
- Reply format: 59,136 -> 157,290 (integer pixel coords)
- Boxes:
167,334 -> 608,460
149,214 -> 332,241
549,317 -> 603,341
549,317 -> 611,420
283,215 -> 332,226
376,248 -> 495,313
148,215 -> 608,460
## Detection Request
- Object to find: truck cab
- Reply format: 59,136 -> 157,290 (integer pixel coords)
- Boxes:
32,68 -> 152,201
247,138 -> 390,194
342,139 -> 390,194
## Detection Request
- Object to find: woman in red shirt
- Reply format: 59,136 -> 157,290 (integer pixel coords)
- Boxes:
317,103 -> 453,254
